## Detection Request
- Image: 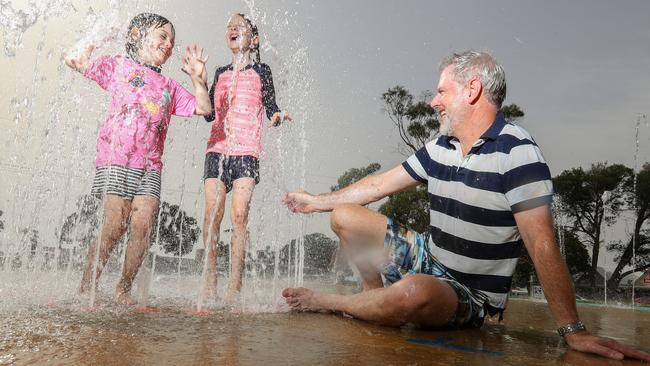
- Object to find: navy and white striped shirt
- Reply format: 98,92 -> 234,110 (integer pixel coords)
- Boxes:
402,113 -> 553,315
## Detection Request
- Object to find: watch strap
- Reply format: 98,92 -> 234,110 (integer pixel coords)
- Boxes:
557,320 -> 586,337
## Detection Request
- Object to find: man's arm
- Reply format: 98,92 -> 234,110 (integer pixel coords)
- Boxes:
515,204 -> 650,361
283,164 -> 420,213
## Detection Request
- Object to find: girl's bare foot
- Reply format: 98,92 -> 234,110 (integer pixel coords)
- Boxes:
115,291 -> 138,306
224,289 -> 241,308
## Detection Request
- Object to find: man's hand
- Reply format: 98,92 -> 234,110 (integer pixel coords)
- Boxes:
269,111 -> 292,127
282,191 -> 320,213
181,44 -> 209,82
564,330 -> 650,361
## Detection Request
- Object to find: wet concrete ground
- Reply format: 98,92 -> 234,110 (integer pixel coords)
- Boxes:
1,274 -> 649,365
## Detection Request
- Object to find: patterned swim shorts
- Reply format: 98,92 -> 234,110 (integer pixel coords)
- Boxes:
91,165 -> 161,199
382,217 -> 485,329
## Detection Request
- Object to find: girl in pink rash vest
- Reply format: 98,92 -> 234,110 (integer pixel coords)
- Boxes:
201,13 -> 291,306
64,12 -> 212,305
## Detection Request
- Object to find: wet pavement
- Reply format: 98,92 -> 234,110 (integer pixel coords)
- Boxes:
1,274 -> 649,365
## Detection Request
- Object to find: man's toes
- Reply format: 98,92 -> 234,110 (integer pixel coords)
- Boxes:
282,287 -> 297,297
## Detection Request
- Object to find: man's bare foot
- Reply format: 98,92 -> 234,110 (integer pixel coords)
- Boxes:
115,291 -> 138,306
282,287 -> 332,312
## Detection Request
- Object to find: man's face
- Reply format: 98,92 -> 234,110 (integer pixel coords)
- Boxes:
430,65 -> 466,135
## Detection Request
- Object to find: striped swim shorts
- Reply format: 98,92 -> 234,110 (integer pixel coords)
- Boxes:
91,165 -> 161,199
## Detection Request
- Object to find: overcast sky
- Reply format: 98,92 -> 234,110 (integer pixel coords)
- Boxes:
1,0 -> 649,266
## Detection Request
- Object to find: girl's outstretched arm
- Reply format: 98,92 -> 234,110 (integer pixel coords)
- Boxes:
182,45 -> 212,116
64,45 -> 95,74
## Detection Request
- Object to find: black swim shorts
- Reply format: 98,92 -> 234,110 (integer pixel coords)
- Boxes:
203,152 -> 260,193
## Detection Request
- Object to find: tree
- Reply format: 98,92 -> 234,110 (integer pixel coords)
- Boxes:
58,195 -> 102,248
304,233 -> 338,274
500,104 -> 525,123
378,186 -> 429,233
331,163 -> 381,191
553,163 -> 633,289
279,233 -> 338,275
512,228 -> 590,293
381,86 -> 439,155
511,247 -> 534,291
21,228 -> 39,257
156,202 -> 200,256
607,163 -> 650,289
563,229 -> 592,276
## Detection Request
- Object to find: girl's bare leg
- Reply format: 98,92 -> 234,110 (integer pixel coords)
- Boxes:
201,178 -> 227,299
79,194 -> 131,295
115,195 -> 159,305
225,178 -> 255,304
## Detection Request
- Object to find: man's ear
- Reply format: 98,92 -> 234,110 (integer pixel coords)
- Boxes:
467,78 -> 483,105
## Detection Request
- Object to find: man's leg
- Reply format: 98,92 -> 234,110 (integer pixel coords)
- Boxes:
283,274 -> 458,327
201,178 -> 227,298
115,195 -> 159,304
225,178 -> 255,303
79,194 -> 131,294
330,203 -> 388,290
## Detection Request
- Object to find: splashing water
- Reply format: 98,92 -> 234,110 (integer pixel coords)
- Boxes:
631,113 -> 647,307
0,0 -> 75,57
1,1 -> 313,314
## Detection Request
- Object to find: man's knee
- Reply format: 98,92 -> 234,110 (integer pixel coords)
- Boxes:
388,275 -> 457,323
330,203 -> 363,234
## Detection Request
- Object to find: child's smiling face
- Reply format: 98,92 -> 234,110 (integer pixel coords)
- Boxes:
225,14 -> 254,53
138,23 -> 175,66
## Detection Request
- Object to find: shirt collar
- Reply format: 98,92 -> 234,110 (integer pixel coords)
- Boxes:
440,112 -> 507,150
144,64 -> 162,74
128,57 -> 162,73
227,63 -> 253,71
480,112 -> 507,141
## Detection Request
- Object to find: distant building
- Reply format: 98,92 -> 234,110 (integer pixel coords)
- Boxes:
634,269 -> 650,305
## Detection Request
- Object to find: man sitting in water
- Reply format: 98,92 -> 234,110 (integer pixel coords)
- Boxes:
281,50 -> 650,361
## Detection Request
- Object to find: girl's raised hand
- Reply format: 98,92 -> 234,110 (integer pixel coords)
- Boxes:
64,44 -> 95,73
269,111 -> 292,127
181,45 -> 209,82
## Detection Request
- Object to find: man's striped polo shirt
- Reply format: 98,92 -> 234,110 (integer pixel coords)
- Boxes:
402,112 -> 553,316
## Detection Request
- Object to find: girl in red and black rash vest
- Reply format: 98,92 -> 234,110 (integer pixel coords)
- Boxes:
201,13 -> 291,306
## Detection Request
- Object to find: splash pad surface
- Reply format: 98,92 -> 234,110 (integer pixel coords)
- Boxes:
1,276 -> 649,366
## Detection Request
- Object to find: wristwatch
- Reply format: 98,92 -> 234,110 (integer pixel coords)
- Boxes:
557,320 -> 586,337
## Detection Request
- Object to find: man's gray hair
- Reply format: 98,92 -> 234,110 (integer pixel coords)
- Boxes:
439,50 -> 506,108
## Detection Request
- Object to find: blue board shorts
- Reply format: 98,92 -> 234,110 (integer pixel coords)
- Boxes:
382,217 -> 485,329
203,152 -> 260,193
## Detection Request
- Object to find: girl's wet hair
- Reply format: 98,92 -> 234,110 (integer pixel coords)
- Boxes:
125,13 -> 175,62
238,13 -> 261,63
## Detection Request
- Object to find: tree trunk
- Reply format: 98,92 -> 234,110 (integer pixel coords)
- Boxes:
606,201 -> 648,289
